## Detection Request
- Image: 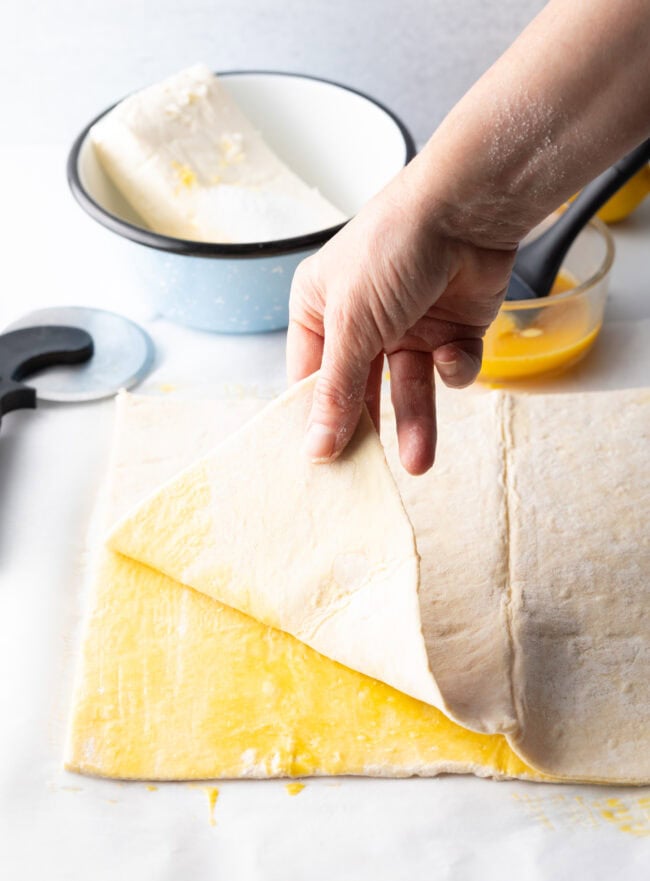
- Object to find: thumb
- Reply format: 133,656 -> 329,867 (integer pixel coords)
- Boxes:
304,336 -> 373,464
433,338 -> 484,389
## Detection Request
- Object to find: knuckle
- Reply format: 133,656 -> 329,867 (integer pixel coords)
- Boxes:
312,369 -> 366,431
291,257 -> 313,290
313,377 -> 355,415
290,256 -> 318,302
324,300 -> 377,360
289,260 -> 324,323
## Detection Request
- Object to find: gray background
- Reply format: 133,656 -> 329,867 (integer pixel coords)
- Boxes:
4,0 -> 546,147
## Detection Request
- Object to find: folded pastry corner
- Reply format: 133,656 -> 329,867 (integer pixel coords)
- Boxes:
107,375 -> 446,711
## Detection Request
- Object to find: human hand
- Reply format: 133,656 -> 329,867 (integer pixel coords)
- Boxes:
286,170 -> 516,475
287,0 -> 650,476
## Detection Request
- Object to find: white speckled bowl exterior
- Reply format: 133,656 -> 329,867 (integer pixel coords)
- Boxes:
68,71 -> 415,334
134,245 -> 310,333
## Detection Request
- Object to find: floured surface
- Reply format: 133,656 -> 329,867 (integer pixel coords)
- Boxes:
506,388 -> 650,782
66,390 -> 540,781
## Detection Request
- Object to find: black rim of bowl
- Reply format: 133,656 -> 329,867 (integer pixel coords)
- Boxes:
67,70 -> 417,258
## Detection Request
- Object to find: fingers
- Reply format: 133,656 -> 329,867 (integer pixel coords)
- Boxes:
286,320 -> 323,384
287,258 -> 325,384
364,353 -> 385,432
388,349 -> 436,476
290,258 -> 382,463
433,338 -> 483,389
290,324 -> 383,459
303,351 -> 371,463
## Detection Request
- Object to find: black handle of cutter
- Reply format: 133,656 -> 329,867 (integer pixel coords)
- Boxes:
513,138 -> 650,299
0,326 -> 94,427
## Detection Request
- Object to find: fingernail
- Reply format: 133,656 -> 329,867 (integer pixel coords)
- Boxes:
304,422 -> 337,462
438,358 -> 459,376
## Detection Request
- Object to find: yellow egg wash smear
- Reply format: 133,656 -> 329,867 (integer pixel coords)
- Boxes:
203,786 -> 219,826
480,272 -> 600,382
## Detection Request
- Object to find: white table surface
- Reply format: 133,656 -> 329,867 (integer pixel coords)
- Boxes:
1,129 -> 650,881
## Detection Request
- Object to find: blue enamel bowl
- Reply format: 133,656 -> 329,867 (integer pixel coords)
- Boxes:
67,71 -> 416,334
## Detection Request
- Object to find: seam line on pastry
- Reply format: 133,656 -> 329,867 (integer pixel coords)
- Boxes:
499,392 -> 520,737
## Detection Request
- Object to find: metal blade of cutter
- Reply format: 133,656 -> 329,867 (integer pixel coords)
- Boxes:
5,306 -> 154,402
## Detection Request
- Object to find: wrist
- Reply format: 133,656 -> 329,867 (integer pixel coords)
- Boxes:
404,0 -> 650,254
402,128 -> 543,254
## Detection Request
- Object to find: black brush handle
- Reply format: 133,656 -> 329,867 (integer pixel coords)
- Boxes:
0,326 -> 93,428
514,138 -> 650,298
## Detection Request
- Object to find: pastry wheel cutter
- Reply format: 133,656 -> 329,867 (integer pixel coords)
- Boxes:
0,306 -> 154,432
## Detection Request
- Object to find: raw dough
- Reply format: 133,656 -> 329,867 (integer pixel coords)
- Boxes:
384,391 -> 517,735
91,64 -> 347,243
66,391 -> 538,781
107,376 -> 445,710
505,389 -> 650,782
67,383 -> 650,783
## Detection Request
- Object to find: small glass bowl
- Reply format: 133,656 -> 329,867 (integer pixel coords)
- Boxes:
479,217 -> 615,384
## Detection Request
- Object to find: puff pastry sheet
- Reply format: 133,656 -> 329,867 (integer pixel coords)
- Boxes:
66,383 -> 650,783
